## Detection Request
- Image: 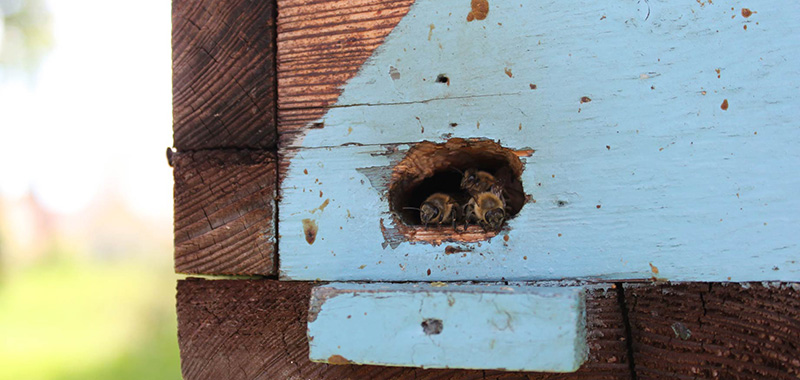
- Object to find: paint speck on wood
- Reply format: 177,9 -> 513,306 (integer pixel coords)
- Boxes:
467,0 -> 489,22
580,96 -> 592,103
311,199 -> 330,214
529,83 -> 537,89
742,8 -> 754,17
721,99 -> 729,110
303,219 -> 318,245
671,321 -> 692,340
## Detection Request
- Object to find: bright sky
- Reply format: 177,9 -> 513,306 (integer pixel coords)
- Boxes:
0,0 -> 172,219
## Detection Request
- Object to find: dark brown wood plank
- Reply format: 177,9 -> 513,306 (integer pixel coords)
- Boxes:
173,151 -> 276,275
277,0 -> 414,147
177,279 -> 630,380
625,283 -> 800,380
173,0 -> 277,150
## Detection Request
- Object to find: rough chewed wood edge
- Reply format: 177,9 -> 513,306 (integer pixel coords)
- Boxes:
173,150 -> 276,276
177,278 -> 629,380
625,282 -> 800,380
173,0 -> 277,150
276,0 -> 415,146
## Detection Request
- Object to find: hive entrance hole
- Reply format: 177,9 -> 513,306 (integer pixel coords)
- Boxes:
389,140 -> 526,227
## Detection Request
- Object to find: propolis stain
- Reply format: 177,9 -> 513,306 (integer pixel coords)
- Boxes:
302,219 -> 318,245
327,355 -> 350,365
467,0 -> 489,21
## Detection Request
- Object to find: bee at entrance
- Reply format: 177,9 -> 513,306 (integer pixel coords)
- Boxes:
464,190 -> 506,232
407,193 -> 462,229
388,139 -> 527,237
459,168 -> 497,196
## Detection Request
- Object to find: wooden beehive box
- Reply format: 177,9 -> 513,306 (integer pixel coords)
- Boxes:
277,0 -> 799,282
172,0 -> 800,378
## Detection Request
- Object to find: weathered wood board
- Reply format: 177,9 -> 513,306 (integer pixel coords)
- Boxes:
308,283 -> 587,372
177,278 -> 630,380
173,0 -> 277,150
625,282 -> 800,379
173,150 -> 277,275
278,0 -> 800,282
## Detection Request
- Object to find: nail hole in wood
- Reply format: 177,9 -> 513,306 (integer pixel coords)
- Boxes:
421,318 -> 443,335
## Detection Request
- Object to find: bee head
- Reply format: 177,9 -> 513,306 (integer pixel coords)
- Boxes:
485,208 -> 505,231
420,202 -> 440,224
460,168 -> 477,189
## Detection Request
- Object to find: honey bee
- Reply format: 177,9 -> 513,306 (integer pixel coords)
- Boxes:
413,193 -> 461,228
464,190 -> 506,231
460,168 -> 497,196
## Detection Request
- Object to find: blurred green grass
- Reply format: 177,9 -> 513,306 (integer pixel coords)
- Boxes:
0,259 -> 181,380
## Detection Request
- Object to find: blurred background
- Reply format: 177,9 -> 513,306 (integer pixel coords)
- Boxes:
0,0 -> 179,378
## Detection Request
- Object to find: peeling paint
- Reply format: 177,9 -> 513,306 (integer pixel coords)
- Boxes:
389,66 -> 401,80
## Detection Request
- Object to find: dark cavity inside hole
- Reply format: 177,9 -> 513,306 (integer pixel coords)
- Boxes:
389,139 -> 526,226
421,318 -> 443,335
436,74 -> 449,84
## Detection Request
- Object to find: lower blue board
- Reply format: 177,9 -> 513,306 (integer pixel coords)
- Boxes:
307,283 -> 587,372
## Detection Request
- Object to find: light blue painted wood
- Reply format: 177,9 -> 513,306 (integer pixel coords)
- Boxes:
287,0 -> 799,149
279,0 -> 800,281
279,142 -> 799,282
307,283 -> 587,372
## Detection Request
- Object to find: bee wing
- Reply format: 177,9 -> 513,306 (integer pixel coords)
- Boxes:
489,185 -> 507,207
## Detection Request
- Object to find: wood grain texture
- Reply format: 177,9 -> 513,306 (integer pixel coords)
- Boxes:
625,283 -> 800,380
173,0 -> 277,150
276,0 -> 415,146
173,150 -> 276,275
177,278 -> 629,380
